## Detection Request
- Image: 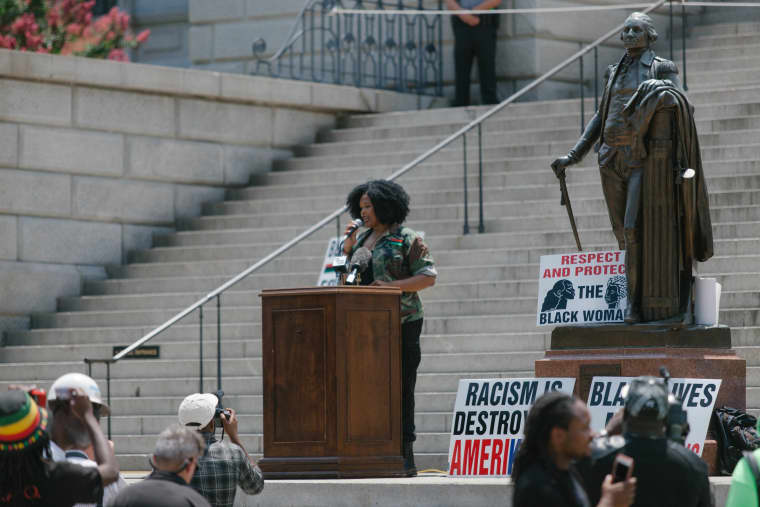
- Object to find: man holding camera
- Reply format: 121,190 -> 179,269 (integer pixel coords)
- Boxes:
582,376 -> 713,507
177,393 -> 264,507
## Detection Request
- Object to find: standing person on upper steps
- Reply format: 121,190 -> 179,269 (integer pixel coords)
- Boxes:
342,179 -> 437,476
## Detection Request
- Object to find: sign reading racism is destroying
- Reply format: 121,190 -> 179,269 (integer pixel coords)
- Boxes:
447,377 -> 575,476
536,250 -> 627,326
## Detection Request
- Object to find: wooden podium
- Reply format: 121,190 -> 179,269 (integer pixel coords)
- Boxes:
258,286 -> 406,478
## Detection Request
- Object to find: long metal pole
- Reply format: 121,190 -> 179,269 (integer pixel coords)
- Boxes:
669,0 -> 673,60
463,133 -> 469,235
594,47 -> 598,111
579,54 -> 584,134
478,123 -> 484,233
681,2 -> 687,91
217,295 -> 222,391
106,362 -> 111,440
199,305 -> 204,393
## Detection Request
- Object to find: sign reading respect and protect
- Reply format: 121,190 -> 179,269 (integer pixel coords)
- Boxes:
587,377 -> 721,456
537,250 -> 627,326
447,377 -> 575,476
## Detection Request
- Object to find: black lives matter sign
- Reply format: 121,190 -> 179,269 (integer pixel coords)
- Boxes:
587,377 -> 721,456
448,378 -> 575,476
537,250 -> 627,326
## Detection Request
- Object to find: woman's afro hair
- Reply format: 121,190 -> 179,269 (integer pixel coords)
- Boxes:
346,179 -> 410,226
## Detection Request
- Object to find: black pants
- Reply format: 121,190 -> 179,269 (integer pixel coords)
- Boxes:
402,318 -> 423,443
452,16 -> 499,107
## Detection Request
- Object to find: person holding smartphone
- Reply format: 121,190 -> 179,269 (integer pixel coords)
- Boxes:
512,392 -> 636,507
582,376 -> 713,507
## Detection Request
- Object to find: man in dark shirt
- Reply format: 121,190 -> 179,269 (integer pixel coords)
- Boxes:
110,425 -> 211,507
583,376 -> 713,507
0,389 -> 119,506
512,391 -> 635,507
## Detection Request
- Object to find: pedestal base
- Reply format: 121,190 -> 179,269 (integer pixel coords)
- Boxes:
535,324 -> 744,475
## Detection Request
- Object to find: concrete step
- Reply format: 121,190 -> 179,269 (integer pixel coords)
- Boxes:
269,137 -> 760,171
247,151 -> 760,190
79,268 -> 760,302
231,167 -> 760,202
4,322 -> 261,346
151,212 -> 760,253
183,198 -> 760,238
688,33 -> 760,49
215,181 -> 760,218
303,125 -> 760,160
337,88 -> 760,130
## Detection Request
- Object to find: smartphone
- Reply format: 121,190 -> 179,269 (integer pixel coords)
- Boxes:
612,454 -> 634,483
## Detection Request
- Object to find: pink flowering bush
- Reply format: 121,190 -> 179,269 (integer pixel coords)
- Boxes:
0,0 -> 149,61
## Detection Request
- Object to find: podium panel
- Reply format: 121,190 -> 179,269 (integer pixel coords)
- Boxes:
260,286 -> 405,478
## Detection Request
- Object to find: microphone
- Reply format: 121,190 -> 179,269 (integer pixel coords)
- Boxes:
340,218 -> 364,245
345,247 -> 372,285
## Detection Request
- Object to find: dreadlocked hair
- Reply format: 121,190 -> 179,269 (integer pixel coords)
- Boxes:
510,391 -> 577,484
346,180 -> 410,226
0,432 -> 50,498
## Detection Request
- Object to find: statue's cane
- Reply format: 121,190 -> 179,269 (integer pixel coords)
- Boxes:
556,168 -> 583,252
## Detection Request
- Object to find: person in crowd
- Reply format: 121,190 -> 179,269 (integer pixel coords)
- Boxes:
178,393 -> 264,506
109,424 -> 210,507
47,372 -> 128,506
0,388 -> 119,506
583,376 -> 713,507
342,179 -> 437,476
726,415 -> 760,506
445,0 -> 502,107
512,391 -> 636,507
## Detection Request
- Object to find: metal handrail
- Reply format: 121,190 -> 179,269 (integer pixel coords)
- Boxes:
85,0 -> 675,437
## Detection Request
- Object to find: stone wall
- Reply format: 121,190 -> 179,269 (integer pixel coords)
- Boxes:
186,0 -> 689,103
0,49 -> 439,331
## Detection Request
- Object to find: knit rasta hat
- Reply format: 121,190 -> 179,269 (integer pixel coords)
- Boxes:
0,390 -> 49,453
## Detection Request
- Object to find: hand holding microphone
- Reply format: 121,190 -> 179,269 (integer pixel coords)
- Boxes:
341,218 -> 363,254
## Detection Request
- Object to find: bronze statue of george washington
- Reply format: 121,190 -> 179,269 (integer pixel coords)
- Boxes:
551,12 -> 713,324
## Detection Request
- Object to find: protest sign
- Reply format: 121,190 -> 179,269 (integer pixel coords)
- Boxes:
537,250 -> 627,326
448,377 -> 575,476
316,237 -> 342,286
587,376 -> 721,456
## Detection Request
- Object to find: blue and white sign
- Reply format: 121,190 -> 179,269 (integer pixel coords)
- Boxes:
587,376 -> 721,457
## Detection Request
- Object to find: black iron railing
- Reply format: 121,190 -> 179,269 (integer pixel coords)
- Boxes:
252,0 -> 444,96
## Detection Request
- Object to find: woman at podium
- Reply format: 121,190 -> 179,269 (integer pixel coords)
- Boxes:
342,179 -> 438,476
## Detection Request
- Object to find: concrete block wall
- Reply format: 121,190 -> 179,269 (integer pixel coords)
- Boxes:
186,0 -> 692,103
0,48 -> 437,329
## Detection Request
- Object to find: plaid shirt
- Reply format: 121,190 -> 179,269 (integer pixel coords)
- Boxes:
190,432 -> 264,507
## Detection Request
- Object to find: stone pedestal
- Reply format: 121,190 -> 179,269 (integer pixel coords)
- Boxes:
535,324 -> 744,475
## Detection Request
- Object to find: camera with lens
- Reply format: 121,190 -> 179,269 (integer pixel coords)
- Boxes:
660,367 -> 690,445
213,389 -> 232,422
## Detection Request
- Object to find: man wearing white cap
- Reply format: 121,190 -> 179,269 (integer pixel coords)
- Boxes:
48,372 -> 128,507
178,393 -> 264,507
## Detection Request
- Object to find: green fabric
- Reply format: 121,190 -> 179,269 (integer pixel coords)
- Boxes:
352,225 -> 437,324
726,449 -> 760,507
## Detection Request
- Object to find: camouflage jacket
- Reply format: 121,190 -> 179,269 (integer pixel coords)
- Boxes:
351,225 -> 437,323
